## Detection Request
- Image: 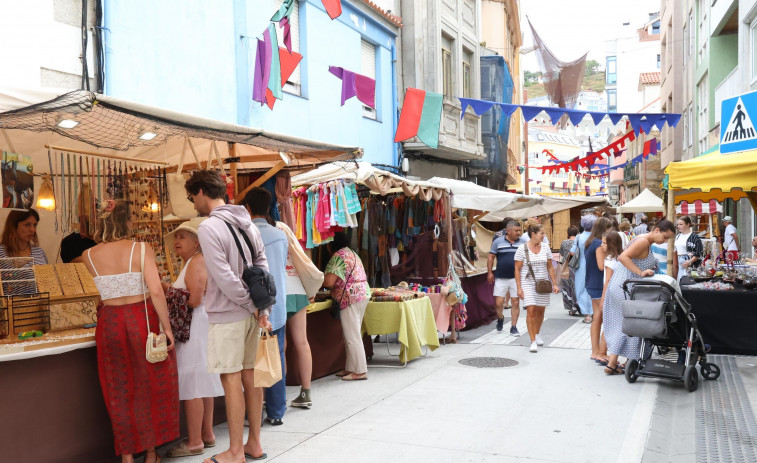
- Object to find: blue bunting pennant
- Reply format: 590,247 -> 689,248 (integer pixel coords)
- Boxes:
590,112 -> 606,125
498,103 -> 519,117
627,114 -> 645,135
459,98 -> 497,119
520,105 -> 543,121
543,107 -> 565,123
608,113 -> 625,125
567,110 -> 586,126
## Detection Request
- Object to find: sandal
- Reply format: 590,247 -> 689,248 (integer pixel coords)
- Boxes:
604,364 -> 624,375
335,370 -> 351,377
595,358 -> 609,366
342,373 -> 367,381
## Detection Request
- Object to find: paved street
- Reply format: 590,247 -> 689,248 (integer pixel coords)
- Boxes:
162,294 -> 757,463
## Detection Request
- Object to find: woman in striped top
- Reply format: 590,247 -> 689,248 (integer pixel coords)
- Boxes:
515,223 -> 559,353
0,209 -> 48,268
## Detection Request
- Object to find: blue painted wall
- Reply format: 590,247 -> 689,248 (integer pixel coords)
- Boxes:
103,0 -> 399,167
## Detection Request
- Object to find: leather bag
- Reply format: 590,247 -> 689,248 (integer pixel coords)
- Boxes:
141,242 -> 168,363
524,243 -> 553,294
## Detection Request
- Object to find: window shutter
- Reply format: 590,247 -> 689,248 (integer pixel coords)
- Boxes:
361,39 -> 376,79
274,0 -> 300,85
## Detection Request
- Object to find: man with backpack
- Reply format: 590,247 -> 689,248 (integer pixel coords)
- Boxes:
186,171 -> 271,463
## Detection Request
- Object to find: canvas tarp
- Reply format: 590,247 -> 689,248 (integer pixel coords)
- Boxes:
0,87 -> 360,171
616,188 -> 665,213
480,195 -> 607,221
291,162 -> 448,199
426,177 -> 542,212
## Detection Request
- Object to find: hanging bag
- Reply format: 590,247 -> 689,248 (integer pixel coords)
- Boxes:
524,243 -> 553,294
444,254 -> 467,305
141,242 -> 169,363
167,138 -> 199,218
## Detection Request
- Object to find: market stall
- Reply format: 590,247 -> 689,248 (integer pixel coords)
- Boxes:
665,146 -> 757,355
0,87 -> 360,462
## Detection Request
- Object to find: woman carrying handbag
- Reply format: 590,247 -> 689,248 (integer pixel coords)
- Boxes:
514,223 -> 559,353
83,200 -> 179,463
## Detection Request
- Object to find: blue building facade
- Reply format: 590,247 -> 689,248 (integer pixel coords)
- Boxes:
102,0 -> 401,167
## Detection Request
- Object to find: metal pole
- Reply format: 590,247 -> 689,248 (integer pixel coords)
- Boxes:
523,89 -> 529,195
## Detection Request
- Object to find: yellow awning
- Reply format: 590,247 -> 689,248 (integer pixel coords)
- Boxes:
665,147 -> 757,206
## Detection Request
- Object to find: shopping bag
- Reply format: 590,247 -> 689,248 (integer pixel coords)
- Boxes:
253,330 -> 282,388
167,138 -> 199,218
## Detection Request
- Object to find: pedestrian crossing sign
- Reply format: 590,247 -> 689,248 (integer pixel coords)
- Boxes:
720,91 -> 757,153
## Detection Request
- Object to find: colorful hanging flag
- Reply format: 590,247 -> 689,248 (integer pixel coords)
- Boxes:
253,24 -> 283,109
395,88 -> 443,149
643,138 -> 658,158
321,0 -> 342,19
328,66 -> 376,109
279,47 -> 302,86
271,0 -> 294,21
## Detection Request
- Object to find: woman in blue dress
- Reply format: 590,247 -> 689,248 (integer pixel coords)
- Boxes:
602,219 -> 676,374
570,214 -> 597,324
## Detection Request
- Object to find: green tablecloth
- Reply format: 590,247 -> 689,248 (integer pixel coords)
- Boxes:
362,297 -> 440,363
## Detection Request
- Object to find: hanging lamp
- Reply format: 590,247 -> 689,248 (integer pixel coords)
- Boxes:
36,175 -> 56,211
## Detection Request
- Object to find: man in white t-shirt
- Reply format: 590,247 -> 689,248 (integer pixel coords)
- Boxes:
723,216 -> 740,263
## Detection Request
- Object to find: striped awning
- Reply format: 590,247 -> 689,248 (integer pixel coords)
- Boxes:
676,200 -> 722,215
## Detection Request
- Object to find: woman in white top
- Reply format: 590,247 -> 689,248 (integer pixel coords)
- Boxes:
515,223 -> 559,353
276,221 -> 324,408
164,218 -> 224,458
673,216 -> 703,281
82,200 -> 177,463
594,231 -> 624,366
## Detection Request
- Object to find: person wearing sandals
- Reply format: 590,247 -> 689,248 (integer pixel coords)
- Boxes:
594,231 -> 624,366
569,214 -> 597,324
323,232 -> 371,380
584,218 -> 614,363
83,200 -> 178,463
164,218 -> 224,458
514,223 -> 560,353
558,225 -> 580,316
602,220 -> 676,375
274,221 -> 324,409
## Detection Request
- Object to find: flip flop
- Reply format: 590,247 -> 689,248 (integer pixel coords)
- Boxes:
244,452 -> 268,460
595,358 -> 609,366
342,373 -> 367,381
604,364 -> 624,375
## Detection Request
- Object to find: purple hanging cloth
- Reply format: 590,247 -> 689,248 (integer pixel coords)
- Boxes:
252,30 -> 273,104
328,66 -> 376,109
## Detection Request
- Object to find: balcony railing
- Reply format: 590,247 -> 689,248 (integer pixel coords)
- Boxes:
624,164 -> 639,182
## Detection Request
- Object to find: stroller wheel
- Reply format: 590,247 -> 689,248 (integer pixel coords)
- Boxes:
625,359 -> 640,383
701,362 -> 721,381
684,365 -> 699,392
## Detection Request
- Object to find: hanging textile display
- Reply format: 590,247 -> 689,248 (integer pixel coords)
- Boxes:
394,88 -> 444,149
292,179 -> 362,249
328,66 -> 376,109
253,24 -> 283,108
1,151 -> 34,209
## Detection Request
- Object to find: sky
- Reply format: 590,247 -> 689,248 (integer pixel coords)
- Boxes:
519,0 -> 660,72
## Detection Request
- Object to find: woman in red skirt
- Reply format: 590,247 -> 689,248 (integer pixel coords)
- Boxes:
83,200 -> 179,463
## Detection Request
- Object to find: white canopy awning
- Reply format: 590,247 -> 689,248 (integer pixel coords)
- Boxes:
426,177 -> 542,212
0,87 -> 360,170
481,195 -> 607,221
616,188 -> 665,213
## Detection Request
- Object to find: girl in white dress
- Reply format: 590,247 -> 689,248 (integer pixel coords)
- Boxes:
165,219 -> 224,458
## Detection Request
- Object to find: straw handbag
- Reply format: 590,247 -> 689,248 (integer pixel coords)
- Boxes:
141,242 -> 168,363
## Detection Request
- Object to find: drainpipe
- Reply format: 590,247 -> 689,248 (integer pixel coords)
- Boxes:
392,41 -> 401,169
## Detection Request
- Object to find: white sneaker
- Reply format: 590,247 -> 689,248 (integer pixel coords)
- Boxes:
535,334 -> 544,346
529,341 -> 538,353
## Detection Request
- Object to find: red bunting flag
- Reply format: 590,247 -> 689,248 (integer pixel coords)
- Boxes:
321,0 -> 342,19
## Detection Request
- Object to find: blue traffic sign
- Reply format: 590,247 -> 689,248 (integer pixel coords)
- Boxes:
720,90 -> 757,154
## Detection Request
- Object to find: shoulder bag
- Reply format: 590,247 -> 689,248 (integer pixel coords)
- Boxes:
567,239 -> 581,270
142,242 -> 169,363
524,243 -> 553,294
224,222 -> 277,310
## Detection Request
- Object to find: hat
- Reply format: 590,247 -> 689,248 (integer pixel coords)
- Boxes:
164,217 -> 206,252
723,216 -> 733,222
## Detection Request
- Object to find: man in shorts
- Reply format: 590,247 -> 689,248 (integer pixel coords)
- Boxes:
487,220 -> 522,335
186,171 -> 272,463
723,216 -> 740,263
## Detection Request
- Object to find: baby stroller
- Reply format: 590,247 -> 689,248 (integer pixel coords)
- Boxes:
620,279 -> 720,392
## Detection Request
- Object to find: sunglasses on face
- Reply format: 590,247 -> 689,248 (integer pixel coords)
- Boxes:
187,194 -> 194,203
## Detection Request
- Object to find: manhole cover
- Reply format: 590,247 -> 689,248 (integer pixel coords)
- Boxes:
458,357 -> 519,368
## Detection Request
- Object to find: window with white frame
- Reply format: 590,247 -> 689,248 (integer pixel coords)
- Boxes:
698,0 -> 708,65
462,48 -> 473,98
751,18 -> 757,83
442,34 -> 454,97
360,39 -> 377,119
697,74 -> 708,154
689,10 -> 695,59
275,0 -> 301,94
